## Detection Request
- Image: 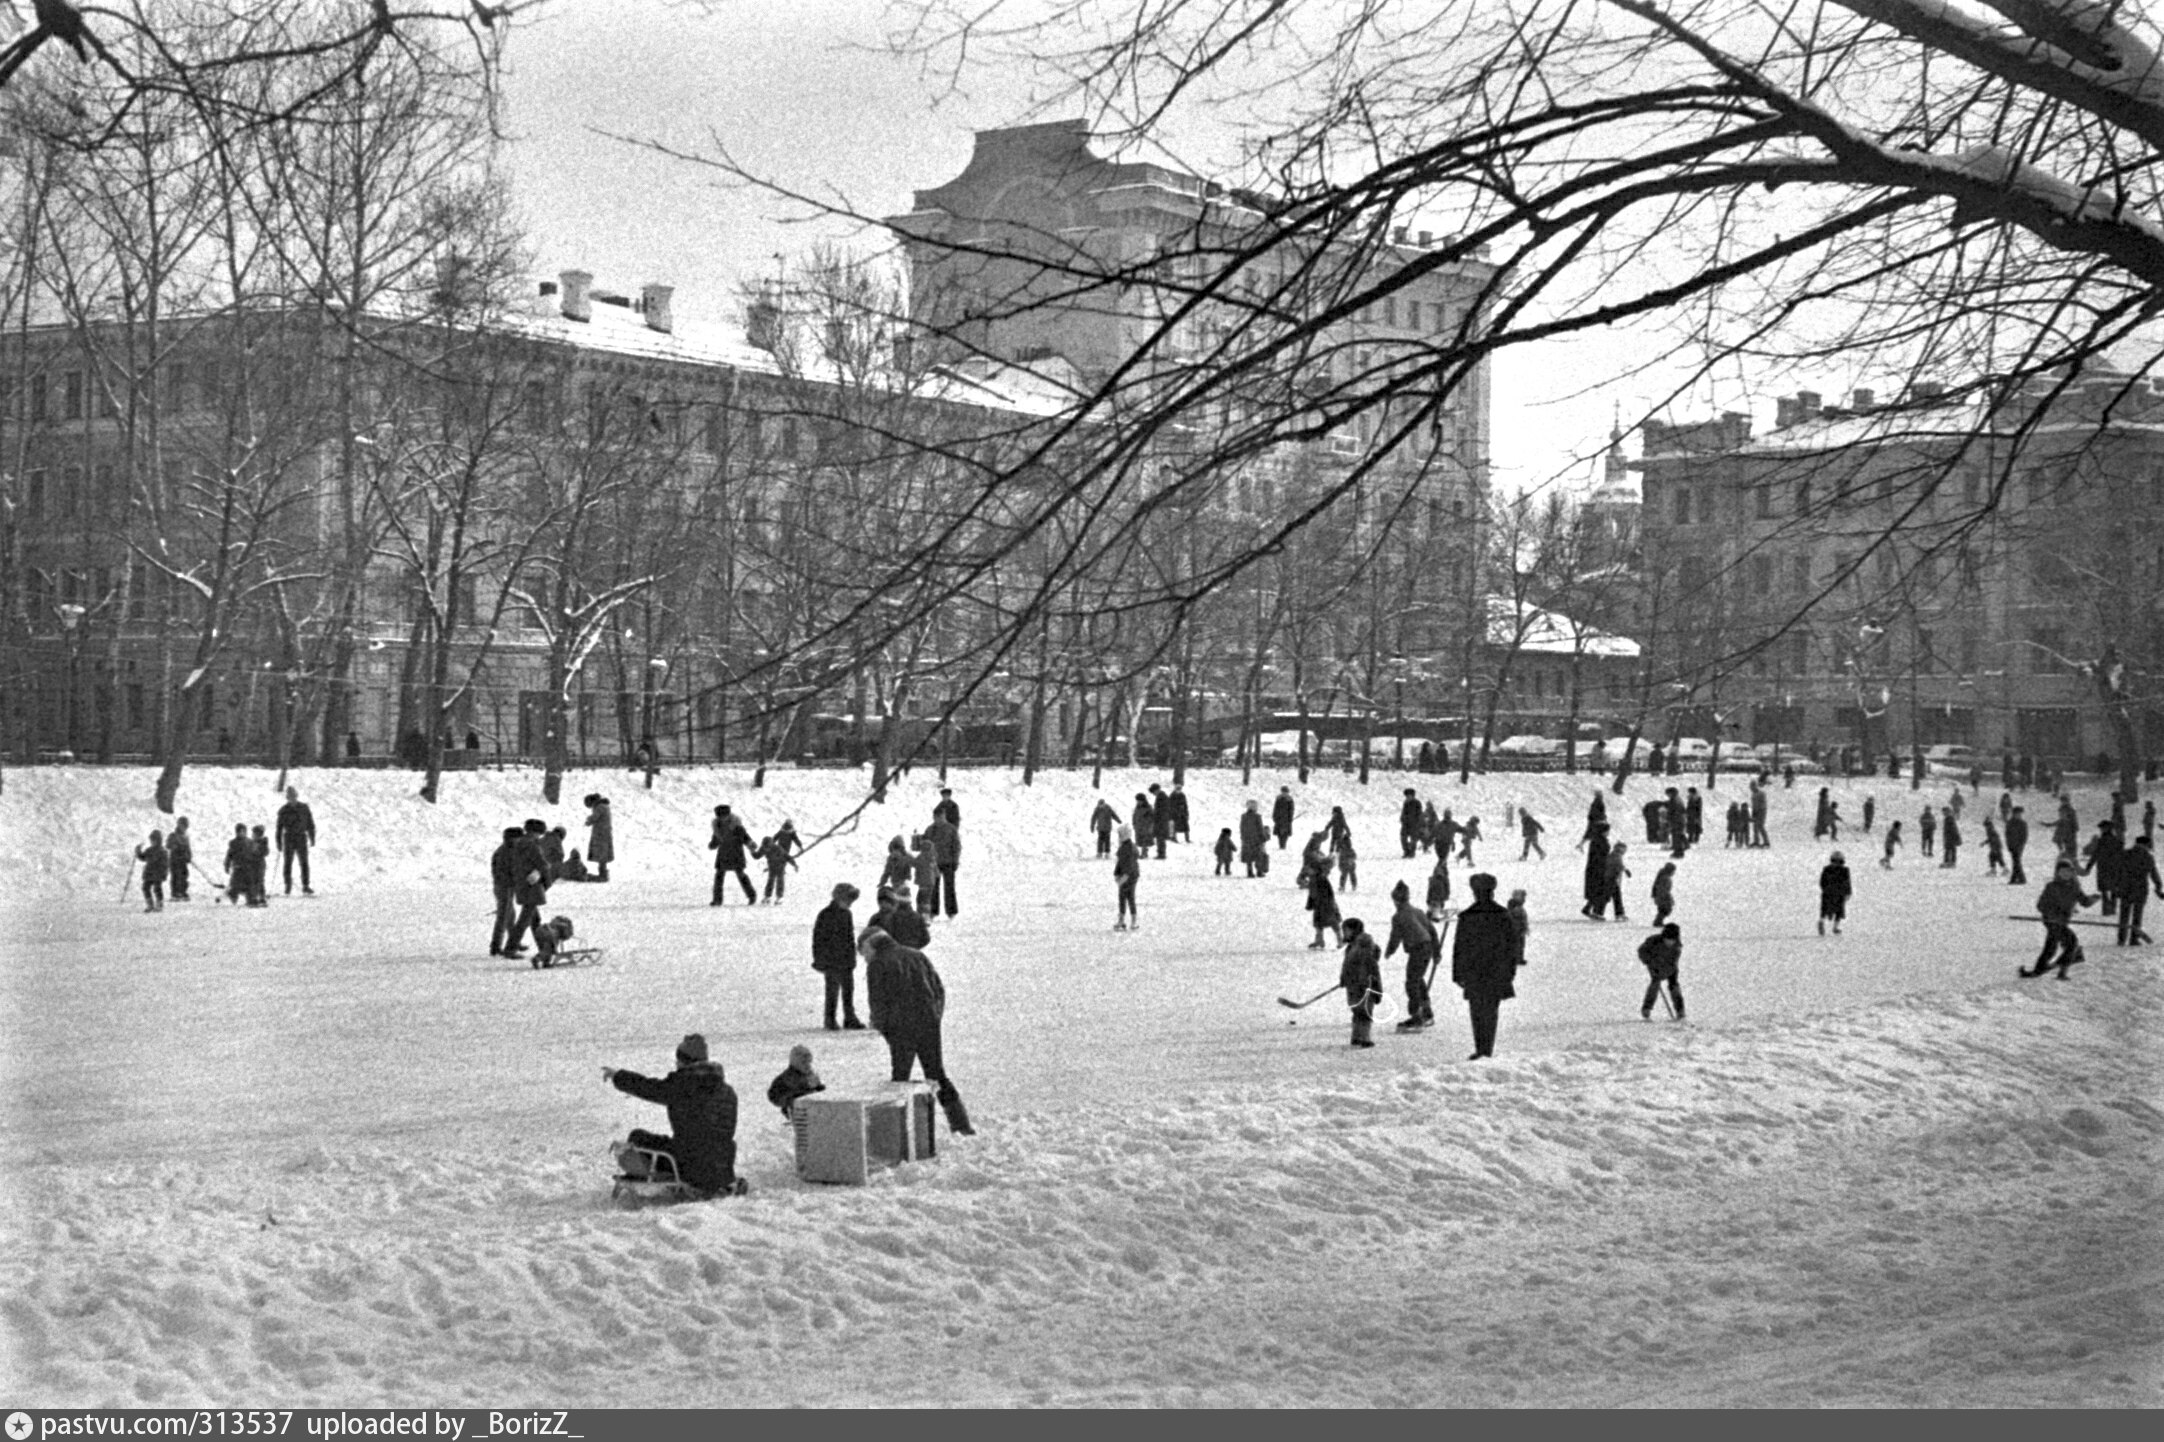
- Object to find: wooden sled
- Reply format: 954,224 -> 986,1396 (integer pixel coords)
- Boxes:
609,1143 -> 747,1207
531,946 -> 603,970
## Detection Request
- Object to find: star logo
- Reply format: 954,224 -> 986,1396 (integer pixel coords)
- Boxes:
5,1413 -> 33,1441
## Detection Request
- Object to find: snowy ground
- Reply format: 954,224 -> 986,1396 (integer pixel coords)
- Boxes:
1,759 -> 2158,1407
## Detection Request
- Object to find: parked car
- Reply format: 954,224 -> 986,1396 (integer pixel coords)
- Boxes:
1922,743 -> 1979,778
1494,734 -> 1563,758
1667,737 -> 1715,765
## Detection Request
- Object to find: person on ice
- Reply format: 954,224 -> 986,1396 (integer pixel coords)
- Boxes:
1340,918 -> 1383,1049
1113,824 -> 1141,931
582,794 -> 613,883
1602,840 -> 1632,921
532,914 -> 576,964
1456,814 -> 1483,866
767,1044 -> 825,1120
167,818 -> 193,901
2005,806 -> 2030,884
248,825 -> 271,906
1272,787 -> 1295,851
1452,873 -> 1517,1061
1880,819 -> 1904,870
1385,880 -> 1439,1032
1519,808 -> 1546,860
1940,807 -> 1962,869
1090,798 -> 1118,858
1305,853 -> 1343,950
2022,859 -> 2096,979
1213,827 -> 1237,877
1426,845 -> 1453,919
135,829 -> 169,912
1919,804 -> 1937,859
2118,835 -> 2159,947
812,883 -> 866,1031
604,1033 -> 743,1198
1400,788 -> 1426,859
1240,800 -> 1270,877
911,832 -> 941,922
1506,889 -> 1531,969
1335,829 -> 1358,891
860,928 -> 974,1135
879,835 -> 913,895
756,823 -> 800,903
1649,859 -> 1676,927
1818,851 -> 1852,935
1638,923 -> 1685,1021
1984,816 -> 2006,876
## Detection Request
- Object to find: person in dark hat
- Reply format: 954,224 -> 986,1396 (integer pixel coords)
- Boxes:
1339,918 -> 1383,1048
603,1034 -> 742,1196
812,883 -> 866,1030
767,1044 -> 825,1119
933,787 -> 961,829
709,805 -> 755,905
1451,872 -> 1516,1060
1385,879 -> 1439,1031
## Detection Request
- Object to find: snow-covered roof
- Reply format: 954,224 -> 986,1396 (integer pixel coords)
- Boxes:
1485,596 -> 1640,657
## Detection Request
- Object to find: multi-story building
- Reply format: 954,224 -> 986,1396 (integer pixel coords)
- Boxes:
1636,369 -> 2164,769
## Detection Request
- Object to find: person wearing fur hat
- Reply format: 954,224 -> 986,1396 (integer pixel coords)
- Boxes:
1818,851 -> 1852,935
582,794 -> 613,883
1113,824 -> 1141,930
135,829 -> 169,911
1451,873 -> 1516,1060
1339,918 -> 1383,1048
1272,786 -> 1295,850
860,928 -> 974,1135
767,1044 -> 825,1119
603,1034 -> 742,1196
812,883 -> 866,1030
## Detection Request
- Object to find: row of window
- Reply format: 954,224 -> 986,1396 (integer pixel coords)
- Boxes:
1660,460 -> 2103,528
0,361 -> 232,424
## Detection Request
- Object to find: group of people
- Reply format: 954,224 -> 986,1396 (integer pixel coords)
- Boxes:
131,786 -> 317,912
1335,871 -> 1535,1058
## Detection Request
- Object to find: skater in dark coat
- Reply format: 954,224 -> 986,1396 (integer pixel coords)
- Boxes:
934,788 -> 961,829
757,821 -> 800,903
1113,825 -> 1141,929
1685,787 -> 1703,846
1818,852 -> 1852,934
1385,881 -> 1439,1030
488,826 -> 521,955
1581,822 -> 1611,918
1090,799 -> 1118,858
583,794 -> 614,882
1213,827 -> 1237,877
861,928 -> 974,1134
248,825 -> 271,906
604,1034 -> 741,1196
880,888 -> 933,949
1340,918 -> 1383,1048
1239,801 -> 1269,877
1451,874 -> 1516,1060
708,806 -> 756,905
222,823 -> 252,905
1650,860 -> 1676,926
1879,819 -> 1904,869
1862,795 -> 1876,835
135,830 -> 169,911
1272,787 -> 1295,850
1149,785 -> 1174,860
2118,835 -> 2160,946
2024,860 -> 2095,978
767,1044 -> 825,1119
2005,807 -> 2030,884
1601,840 -> 1631,920
1305,861 -> 1343,949
1169,783 -> 1192,843
1131,793 -> 1157,855
504,819 -> 551,954
1519,809 -> 1546,860
925,812 -> 962,917
1399,789 -> 1425,858
1940,808 -> 1961,869
275,786 -> 316,895
1426,846 -> 1452,918
167,818 -> 194,901
1984,816 -> 2006,875
1637,923 -> 1685,1020
910,833 -> 941,921
2080,821 -> 2124,918
812,883 -> 866,1030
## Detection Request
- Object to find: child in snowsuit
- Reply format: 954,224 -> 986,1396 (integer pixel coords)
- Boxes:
1602,841 -> 1632,921
1425,848 -> 1452,919
766,1044 -> 825,1119
1113,825 -> 1141,930
532,914 -> 576,965
1637,923 -> 1685,1020
1213,828 -> 1237,877
1506,889 -> 1530,968
248,825 -> 271,905
2023,860 -> 2095,978
136,830 -> 169,911
757,826 -> 799,903
1340,918 -> 1383,1048
1650,860 -> 1676,926
1880,820 -> 1904,869
1984,817 -> 2006,876
1818,852 -> 1852,935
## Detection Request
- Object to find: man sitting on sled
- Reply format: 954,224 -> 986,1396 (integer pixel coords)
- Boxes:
603,1034 -> 745,1199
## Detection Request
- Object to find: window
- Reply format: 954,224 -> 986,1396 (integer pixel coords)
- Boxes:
93,464 -> 115,522
63,371 -> 83,420
1749,554 -> 1773,596
62,466 -> 83,520
30,374 -> 47,421
1795,479 -> 1812,515
1792,554 -> 1812,593
1672,486 -> 1692,525
126,683 -> 146,731
26,470 -> 45,521
1755,484 -> 1773,519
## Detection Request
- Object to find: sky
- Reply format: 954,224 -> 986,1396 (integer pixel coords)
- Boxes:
493,0 -> 1650,499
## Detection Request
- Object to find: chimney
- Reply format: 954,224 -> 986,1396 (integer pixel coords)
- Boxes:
1852,387 -> 1874,410
1776,396 -> 1797,429
558,269 -> 592,323
640,283 -> 674,335
745,283 -> 784,353
1912,379 -> 1944,401
1392,225 -> 1409,244
1796,389 -> 1821,420
1418,230 -> 1433,246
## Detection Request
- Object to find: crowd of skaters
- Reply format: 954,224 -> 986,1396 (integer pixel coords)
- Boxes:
129,786 -> 318,912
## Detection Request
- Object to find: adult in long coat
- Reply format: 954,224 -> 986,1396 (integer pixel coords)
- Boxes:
583,794 -> 615,882
505,820 -> 551,953
861,929 -> 974,1134
604,1034 -> 740,1195
1131,793 -> 1157,852
1399,788 -> 1425,858
709,806 -> 755,905
926,813 -> 962,917
1272,788 -> 1295,850
1451,873 -> 1517,1060
1238,801 -> 1269,877
812,883 -> 865,1030
1582,823 -> 1611,918
1149,785 -> 1175,859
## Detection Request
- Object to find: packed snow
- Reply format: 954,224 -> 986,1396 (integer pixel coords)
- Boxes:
2,758 -> 2158,1407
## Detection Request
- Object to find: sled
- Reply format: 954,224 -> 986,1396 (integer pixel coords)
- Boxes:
608,1143 -> 748,1207
530,946 -> 603,970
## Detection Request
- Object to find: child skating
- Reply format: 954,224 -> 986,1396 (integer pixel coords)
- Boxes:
1113,825 -> 1140,930
1213,827 -> 1236,877
1880,819 -> 1904,869
1818,851 -> 1851,934
135,830 -> 169,912
1339,917 -> 1382,1048
1650,860 -> 1676,927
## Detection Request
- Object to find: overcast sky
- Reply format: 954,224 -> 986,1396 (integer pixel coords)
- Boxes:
497,0 -> 1651,498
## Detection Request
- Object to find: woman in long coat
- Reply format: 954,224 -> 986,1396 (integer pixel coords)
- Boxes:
1305,861 -> 1343,950
584,794 -> 615,882
1238,801 -> 1269,877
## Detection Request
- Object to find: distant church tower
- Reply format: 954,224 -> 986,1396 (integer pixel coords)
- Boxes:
1580,411 -> 1641,566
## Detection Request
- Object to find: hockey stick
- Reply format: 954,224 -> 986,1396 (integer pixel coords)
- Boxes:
1659,987 -> 1678,1020
1423,908 -> 1457,992
2003,915 -> 2116,928
1277,983 -> 1344,1010
120,853 -> 137,904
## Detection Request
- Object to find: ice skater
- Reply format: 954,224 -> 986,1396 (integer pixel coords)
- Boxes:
2021,859 -> 2095,979
1637,922 -> 1685,1020
1650,859 -> 1676,927
1305,855 -> 1343,950
1818,851 -> 1851,934
1386,880 -> 1440,1032
1340,918 -> 1383,1049
1452,873 -> 1517,1060
134,829 -> 169,912
1114,824 -> 1141,930
1880,819 -> 1904,869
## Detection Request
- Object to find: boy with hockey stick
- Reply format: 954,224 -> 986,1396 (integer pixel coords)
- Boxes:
134,830 -> 169,912
1385,881 -> 1439,1032
1637,923 -> 1685,1021
1339,918 -> 1383,1048
2021,859 -> 2096,979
